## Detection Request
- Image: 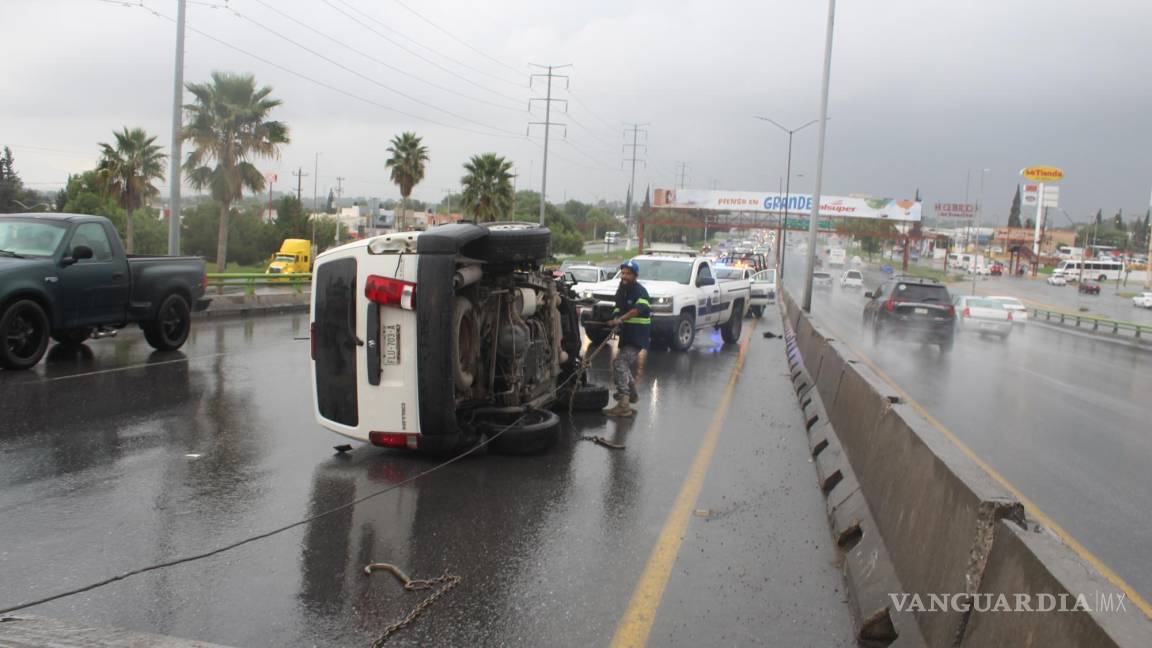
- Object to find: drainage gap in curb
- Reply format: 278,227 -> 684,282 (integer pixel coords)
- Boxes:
837,522 -> 863,551
795,382 -> 808,395
801,397 -> 812,409
821,469 -> 844,495
805,414 -> 820,430
886,395 -> 902,404
858,607 -> 898,644
812,439 -> 829,457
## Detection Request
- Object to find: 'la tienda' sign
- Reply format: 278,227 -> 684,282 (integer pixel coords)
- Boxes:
1020,166 -> 1064,182
652,188 -> 921,222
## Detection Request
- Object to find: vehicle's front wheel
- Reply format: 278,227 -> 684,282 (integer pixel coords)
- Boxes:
142,293 -> 192,351
720,302 -> 743,343
1,300 -> 51,370
51,329 -> 91,345
480,408 -> 561,455
669,312 -> 696,351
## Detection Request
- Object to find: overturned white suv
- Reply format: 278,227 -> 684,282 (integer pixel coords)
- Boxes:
310,222 -> 608,454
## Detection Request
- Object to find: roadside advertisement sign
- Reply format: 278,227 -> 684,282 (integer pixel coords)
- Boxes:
652,188 -> 921,221
934,202 -> 976,219
1043,184 -> 1060,207
1022,183 -> 1039,207
1021,166 -> 1064,182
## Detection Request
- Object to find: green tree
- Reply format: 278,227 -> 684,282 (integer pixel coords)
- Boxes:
1025,217 -> 1035,230
1113,209 -> 1124,231
460,154 -> 514,222
96,127 -> 167,252
182,71 -> 289,271
385,132 -> 429,230
274,195 -> 310,240
0,146 -> 45,213
1007,185 -> 1022,228
1094,209 -> 1103,227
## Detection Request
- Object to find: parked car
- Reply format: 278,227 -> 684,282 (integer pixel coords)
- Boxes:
1132,292 -> 1152,309
862,276 -> 955,352
812,271 -> 834,289
748,268 -> 777,318
840,269 -> 864,290
1078,280 -> 1101,295
954,295 -> 1013,339
989,262 -> 1004,276
309,222 -> 608,454
0,213 -> 210,370
1047,274 -> 1068,286
985,296 -> 1028,325
563,264 -> 613,292
581,253 -> 750,350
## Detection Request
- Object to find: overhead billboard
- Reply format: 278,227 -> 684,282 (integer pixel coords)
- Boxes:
652,188 -> 921,222
1021,166 -> 1064,182
934,202 -> 976,219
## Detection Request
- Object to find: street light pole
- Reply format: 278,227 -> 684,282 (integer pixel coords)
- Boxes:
972,168 -> 989,295
166,0 -> 187,255
754,116 -> 819,281
802,0 -> 837,312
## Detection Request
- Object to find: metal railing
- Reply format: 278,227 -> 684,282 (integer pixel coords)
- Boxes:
205,273 -> 312,296
1029,307 -> 1150,341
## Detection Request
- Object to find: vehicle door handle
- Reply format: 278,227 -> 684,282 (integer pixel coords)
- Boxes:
112,272 -> 124,280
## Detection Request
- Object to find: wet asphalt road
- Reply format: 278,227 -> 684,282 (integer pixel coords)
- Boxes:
0,311 -> 854,647
782,259 -> 1152,602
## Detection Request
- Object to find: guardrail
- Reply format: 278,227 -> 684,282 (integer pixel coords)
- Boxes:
1029,307 -> 1149,340
205,273 -> 312,296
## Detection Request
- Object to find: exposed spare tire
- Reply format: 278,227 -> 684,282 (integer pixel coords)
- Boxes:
477,408 -> 560,455
452,297 -> 478,391
467,222 -> 551,263
563,383 -> 610,412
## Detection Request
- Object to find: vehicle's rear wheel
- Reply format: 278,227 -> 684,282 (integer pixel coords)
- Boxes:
669,312 -> 696,351
452,297 -> 478,391
720,302 -> 743,343
470,223 -> 552,263
142,293 -> 191,351
1098,274 -> 1107,282
1,299 -> 51,370
51,329 -> 91,345
480,408 -> 561,455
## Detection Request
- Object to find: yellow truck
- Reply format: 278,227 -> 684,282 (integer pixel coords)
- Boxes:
266,239 -> 312,276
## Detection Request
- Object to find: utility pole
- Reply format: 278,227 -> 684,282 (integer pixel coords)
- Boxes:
802,0 -> 837,312
292,167 -> 308,202
675,162 -> 690,189
622,122 -> 649,239
166,0 -> 187,255
335,176 -> 347,233
528,64 -> 571,225
313,152 -> 321,215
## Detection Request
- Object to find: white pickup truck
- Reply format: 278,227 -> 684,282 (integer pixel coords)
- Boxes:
579,254 -> 751,350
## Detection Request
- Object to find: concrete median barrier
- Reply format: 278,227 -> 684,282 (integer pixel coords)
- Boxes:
777,288 -> 1152,647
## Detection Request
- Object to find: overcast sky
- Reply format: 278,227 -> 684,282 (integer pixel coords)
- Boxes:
3,0 -> 1151,224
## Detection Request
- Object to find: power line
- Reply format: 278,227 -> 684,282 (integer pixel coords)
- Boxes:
528,64 -> 571,225
675,161 -> 690,189
387,0 -> 523,77
323,0 -> 523,93
247,0 -> 523,113
116,2 -> 526,140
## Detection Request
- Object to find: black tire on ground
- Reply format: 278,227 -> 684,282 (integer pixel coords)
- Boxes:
720,301 -> 744,344
0,299 -> 51,370
749,305 -> 764,318
51,329 -> 90,345
142,293 -> 192,351
565,383 -> 611,412
584,325 -> 610,346
470,223 -> 552,263
480,408 -> 561,455
669,312 -> 696,351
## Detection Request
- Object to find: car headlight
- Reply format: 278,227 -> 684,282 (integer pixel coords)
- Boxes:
651,296 -> 673,312
581,290 -> 593,300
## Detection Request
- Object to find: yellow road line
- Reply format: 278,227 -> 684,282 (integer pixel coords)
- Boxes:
818,317 -> 1152,619
609,318 -> 759,648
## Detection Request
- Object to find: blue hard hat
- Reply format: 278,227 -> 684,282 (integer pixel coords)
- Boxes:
619,260 -> 640,275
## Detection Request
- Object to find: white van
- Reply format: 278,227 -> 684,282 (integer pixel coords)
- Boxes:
1052,259 -> 1124,283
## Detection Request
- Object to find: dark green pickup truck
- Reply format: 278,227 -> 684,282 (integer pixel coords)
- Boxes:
0,213 -> 210,370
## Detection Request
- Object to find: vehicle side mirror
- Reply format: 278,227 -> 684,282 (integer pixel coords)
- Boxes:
696,276 -> 715,287
563,271 -> 576,284
63,245 -> 93,266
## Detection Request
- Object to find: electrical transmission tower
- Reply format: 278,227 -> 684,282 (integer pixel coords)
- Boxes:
292,167 -> 309,202
622,122 -> 649,233
528,64 -> 571,225
675,162 -> 690,189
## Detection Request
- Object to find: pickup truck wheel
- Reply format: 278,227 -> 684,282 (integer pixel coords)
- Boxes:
452,297 -> 478,391
470,223 -> 552,263
669,312 -> 696,351
480,409 -> 561,455
720,302 -> 744,343
52,329 -> 91,345
143,293 -> 191,351
1,300 -> 51,370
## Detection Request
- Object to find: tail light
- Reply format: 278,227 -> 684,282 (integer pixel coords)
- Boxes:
370,432 -> 418,450
885,298 -> 897,312
1007,312 -> 1014,321
962,307 -> 971,318
945,305 -> 956,318
365,275 -> 417,310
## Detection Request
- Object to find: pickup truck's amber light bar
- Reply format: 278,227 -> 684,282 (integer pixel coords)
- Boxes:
365,275 -> 417,310
370,432 -> 418,449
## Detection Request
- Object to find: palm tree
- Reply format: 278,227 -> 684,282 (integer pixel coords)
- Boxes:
384,132 -> 429,230
182,72 -> 289,271
96,128 -> 167,252
460,154 -> 514,222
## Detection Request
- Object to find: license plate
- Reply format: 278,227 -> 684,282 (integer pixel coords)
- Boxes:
914,307 -> 928,315
382,324 -> 400,365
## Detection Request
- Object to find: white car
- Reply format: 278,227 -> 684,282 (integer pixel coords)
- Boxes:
749,268 -> 777,317
1133,292 -> 1152,308
563,264 -> 613,293
812,271 -> 834,290
986,296 -> 1028,325
840,269 -> 864,290
581,254 -> 751,350
952,295 -> 1013,339
1047,274 -> 1068,286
